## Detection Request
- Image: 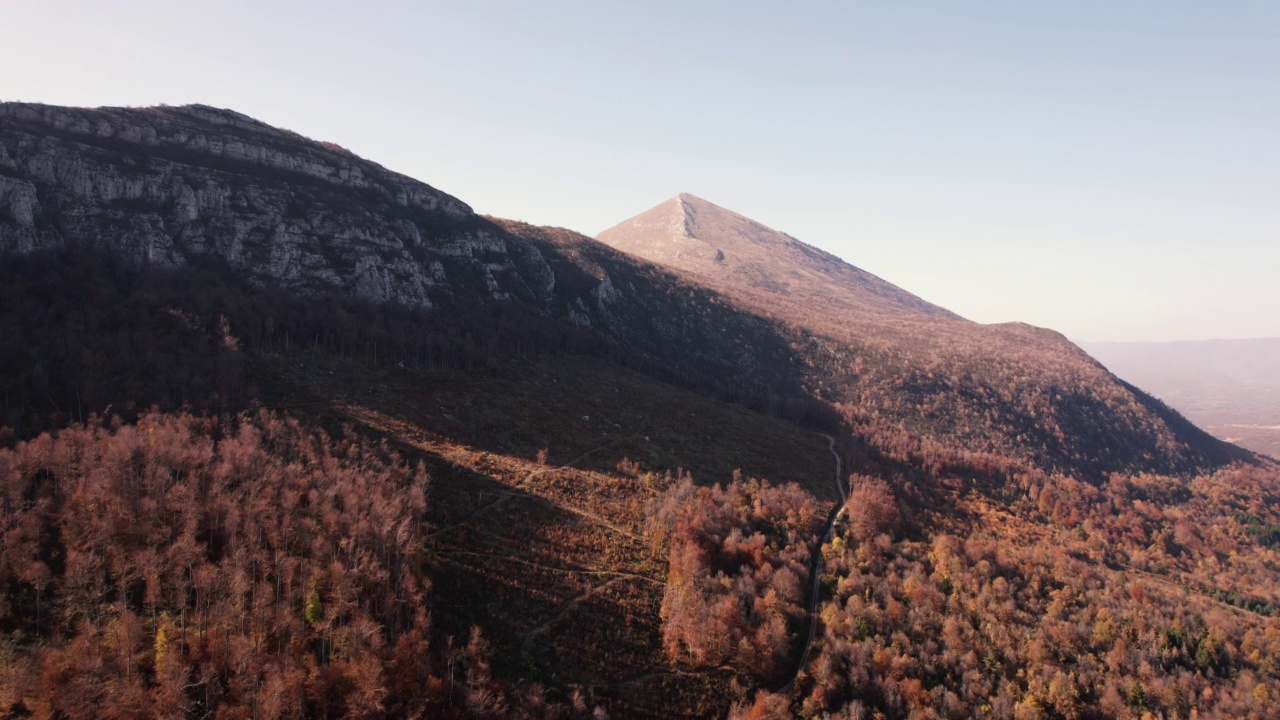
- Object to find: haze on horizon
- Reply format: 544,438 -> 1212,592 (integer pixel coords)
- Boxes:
3,1 -> 1276,342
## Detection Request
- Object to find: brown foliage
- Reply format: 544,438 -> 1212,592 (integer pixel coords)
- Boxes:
792,459 -> 1280,719
649,475 -> 821,682
0,410 -> 592,718
843,475 -> 901,541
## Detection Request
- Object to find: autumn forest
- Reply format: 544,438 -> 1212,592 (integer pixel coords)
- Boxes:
2,102 -> 1279,719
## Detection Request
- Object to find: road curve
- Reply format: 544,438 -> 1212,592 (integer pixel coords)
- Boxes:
772,433 -> 847,696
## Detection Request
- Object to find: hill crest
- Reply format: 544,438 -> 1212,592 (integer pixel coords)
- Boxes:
598,193 -> 961,321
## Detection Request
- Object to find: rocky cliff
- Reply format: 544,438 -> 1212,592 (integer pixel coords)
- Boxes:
0,102 -> 555,310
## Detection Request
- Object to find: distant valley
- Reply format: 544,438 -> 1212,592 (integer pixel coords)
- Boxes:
1082,338 -> 1280,458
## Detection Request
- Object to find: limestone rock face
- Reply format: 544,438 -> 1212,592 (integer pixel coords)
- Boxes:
0,102 -> 550,309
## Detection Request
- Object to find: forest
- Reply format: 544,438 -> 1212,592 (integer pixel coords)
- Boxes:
709,454 -> 1280,719
647,475 -> 820,683
1,243 -> 1279,718
0,410 -> 614,718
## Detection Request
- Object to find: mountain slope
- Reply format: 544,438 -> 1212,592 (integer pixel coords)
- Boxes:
0,103 -> 829,425
2,102 -> 1280,719
3,103 -> 1244,479
599,194 -> 1248,478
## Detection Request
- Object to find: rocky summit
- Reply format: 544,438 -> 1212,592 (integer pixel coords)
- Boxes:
598,193 -> 959,320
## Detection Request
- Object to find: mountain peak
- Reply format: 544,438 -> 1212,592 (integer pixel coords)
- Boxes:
598,195 -> 961,321
599,192 -> 803,263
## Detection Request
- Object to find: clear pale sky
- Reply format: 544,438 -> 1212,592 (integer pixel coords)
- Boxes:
3,1 -> 1277,341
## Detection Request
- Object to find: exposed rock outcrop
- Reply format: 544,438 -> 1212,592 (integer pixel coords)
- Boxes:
0,102 -> 542,309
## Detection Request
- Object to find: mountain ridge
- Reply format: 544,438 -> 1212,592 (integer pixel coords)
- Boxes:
0,101 -> 1249,479
598,191 -> 1246,478
599,192 -> 962,321
0,101 -> 481,308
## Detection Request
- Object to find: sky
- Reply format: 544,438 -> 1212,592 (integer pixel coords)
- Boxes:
3,1 -> 1277,341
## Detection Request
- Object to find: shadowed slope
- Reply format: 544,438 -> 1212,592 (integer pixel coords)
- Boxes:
599,194 -> 1249,478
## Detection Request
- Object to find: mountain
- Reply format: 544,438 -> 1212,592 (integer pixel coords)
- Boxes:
600,194 -> 1246,478
598,193 -> 959,321
1082,338 -> 1280,458
2,103 -> 1279,719
1,103 -> 1240,478
0,102 -> 836,426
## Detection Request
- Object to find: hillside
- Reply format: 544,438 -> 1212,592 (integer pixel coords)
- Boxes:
599,194 -> 1246,478
1082,338 -> 1280,458
2,102 -> 1243,479
2,103 -> 1279,719
0,245 -> 841,717
0,103 -> 836,434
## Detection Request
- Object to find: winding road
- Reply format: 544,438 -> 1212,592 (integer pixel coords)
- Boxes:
773,433 -> 847,695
